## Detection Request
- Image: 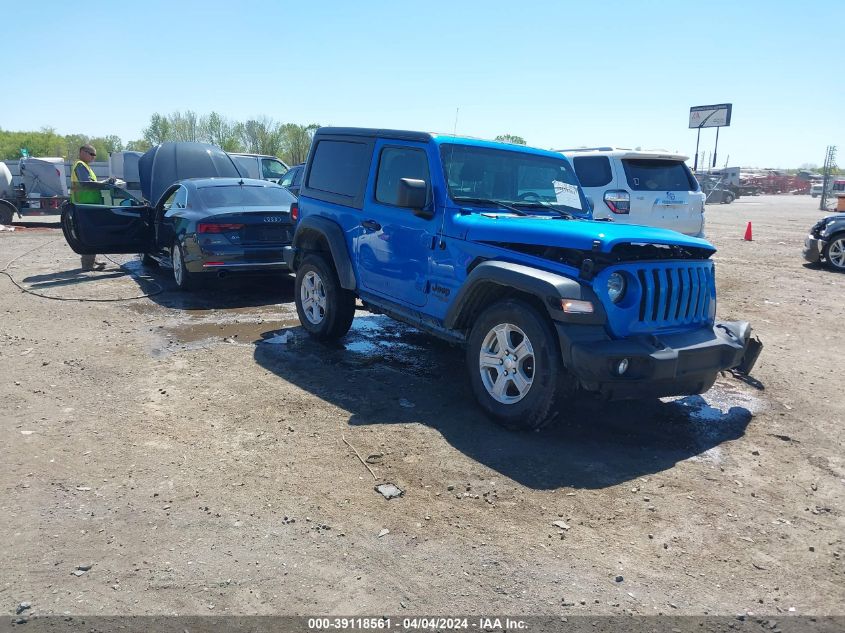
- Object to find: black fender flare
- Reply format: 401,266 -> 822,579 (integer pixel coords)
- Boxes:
443,260 -> 606,330
291,216 -> 356,290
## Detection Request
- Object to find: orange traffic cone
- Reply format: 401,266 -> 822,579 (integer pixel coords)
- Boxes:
743,222 -> 753,241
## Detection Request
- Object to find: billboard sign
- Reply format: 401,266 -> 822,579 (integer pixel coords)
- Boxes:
689,103 -> 732,129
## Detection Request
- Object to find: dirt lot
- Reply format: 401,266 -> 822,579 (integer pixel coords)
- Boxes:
1,196 -> 843,618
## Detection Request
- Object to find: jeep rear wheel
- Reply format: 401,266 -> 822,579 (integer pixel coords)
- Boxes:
467,299 -> 562,431
295,254 -> 355,340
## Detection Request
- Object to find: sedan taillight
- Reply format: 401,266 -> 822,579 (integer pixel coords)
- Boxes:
290,203 -> 299,222
604,190 -> 630,214
198,223 -> 245,233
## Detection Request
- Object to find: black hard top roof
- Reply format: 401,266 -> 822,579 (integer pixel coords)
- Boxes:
314,127 -> 432,143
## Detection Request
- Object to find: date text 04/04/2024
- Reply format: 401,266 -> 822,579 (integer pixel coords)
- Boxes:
306,618 -> 528,630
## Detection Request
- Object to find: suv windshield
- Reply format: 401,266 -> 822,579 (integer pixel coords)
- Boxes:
440,144 -> 588,216
622,159 -> 698,192
197,185 -> 295,208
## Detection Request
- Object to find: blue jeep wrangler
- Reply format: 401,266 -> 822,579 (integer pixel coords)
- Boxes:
285,128 -> 761,430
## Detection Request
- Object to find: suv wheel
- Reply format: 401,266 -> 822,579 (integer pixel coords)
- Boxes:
467,299 -> 562,431
823,234 -> 845,271
295,254 -> 356,340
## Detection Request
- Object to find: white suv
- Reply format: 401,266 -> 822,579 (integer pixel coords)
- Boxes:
559,147 -> 706,237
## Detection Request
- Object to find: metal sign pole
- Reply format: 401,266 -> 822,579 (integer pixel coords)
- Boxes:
694,128 -> 701,171
712,127 -> 720,168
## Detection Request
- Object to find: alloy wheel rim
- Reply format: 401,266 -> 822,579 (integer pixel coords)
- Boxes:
173,246 -> 183,285
301,271 -> 327,325
830,238 -> 845,269
478,323 -> 535,404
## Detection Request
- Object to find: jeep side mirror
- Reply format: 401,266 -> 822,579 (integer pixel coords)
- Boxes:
397,178 -> 432,218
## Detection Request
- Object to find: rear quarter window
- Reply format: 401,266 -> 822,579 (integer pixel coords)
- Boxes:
622,159 -> 697,191
307,140 -> 370,199
572,156 -> 612,188
232,156 -> 260,179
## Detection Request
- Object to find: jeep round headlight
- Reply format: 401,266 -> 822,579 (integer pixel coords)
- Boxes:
607,272 -> 626,303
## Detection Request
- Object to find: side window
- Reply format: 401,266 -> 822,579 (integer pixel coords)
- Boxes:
232,156 -> 259,179
307,140 -> 370,198
573,156 -> 612,188
375,147 -> 430,206
160,188 -> 179,211
292,166 -> 303,186
173,186 -> 188,209
280,167 -> 297,188
262,158 -> 287,180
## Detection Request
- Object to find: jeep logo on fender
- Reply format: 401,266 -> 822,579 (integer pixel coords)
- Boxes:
431,283 -> 451,300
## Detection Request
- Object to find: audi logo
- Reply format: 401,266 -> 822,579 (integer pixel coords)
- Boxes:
263,216 -> 284,223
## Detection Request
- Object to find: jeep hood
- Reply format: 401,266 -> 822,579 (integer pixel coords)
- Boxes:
457,213 -> 714,254
139,142 -> 243,206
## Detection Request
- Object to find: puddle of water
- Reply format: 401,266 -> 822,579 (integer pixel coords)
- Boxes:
163,317 -> 299,344
663,382 -> 766,464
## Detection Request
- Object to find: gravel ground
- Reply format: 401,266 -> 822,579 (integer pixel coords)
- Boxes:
0,195 -> 843,619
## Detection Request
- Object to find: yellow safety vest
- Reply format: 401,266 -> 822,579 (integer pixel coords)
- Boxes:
71,160 -> 102,204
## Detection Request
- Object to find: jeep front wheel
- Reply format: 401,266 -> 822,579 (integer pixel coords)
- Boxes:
467,299 -> 562,431
295,254 -> 356,340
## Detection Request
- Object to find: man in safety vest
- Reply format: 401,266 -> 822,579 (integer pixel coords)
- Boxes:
71,144 -> 108,271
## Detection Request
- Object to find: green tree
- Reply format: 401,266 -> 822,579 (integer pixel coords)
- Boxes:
239,117 -> 283,156
143,113 -> 172,146
169,110 -> 200,142
126,139 -> 151,152
494,134 -> 526,145
199,112 -> 243,152
279,123 -> 318,165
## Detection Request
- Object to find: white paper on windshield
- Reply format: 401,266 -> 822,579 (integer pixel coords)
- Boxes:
552,181 -> 582,210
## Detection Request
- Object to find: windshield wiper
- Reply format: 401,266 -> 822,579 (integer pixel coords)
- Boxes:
452,196 -> 528,216
512,200 -> 575,219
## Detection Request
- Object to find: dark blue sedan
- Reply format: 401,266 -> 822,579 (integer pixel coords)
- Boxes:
61,142 -> 296,290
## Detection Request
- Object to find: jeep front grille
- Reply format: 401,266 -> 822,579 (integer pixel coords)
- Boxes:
635,262 -> 714,327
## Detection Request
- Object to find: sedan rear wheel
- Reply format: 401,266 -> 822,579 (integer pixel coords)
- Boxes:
172,242 -> 196,291
823,234 -> 845,271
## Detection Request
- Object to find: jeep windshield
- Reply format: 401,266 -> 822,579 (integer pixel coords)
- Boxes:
440,143 -> 589,217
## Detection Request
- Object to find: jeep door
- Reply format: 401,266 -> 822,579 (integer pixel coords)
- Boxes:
355,141 -> 436,308
61,184 -> 154,254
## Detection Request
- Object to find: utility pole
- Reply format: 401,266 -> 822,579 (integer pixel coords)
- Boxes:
821,145 -> 837,211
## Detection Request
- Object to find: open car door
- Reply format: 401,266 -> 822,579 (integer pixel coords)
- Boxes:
61,183 -> 154,254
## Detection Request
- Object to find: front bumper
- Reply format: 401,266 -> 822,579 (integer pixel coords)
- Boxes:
802,233 -> 825,263
558,321 -> 760,400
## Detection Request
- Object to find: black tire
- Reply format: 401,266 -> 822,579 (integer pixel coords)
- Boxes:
294,254 -> 356,340
466,299 -> 563,431
0,200 -> 14,225
172,241 -> 197,291
822,233 -> 845,272
139,252 -> 158,267
724,193 -> 735,204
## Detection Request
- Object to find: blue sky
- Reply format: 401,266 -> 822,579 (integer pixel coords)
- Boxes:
5,0 -> 843,168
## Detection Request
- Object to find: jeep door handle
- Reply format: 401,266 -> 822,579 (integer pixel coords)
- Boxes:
361,220 -> 381,231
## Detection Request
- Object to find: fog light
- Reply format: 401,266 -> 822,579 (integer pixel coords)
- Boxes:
615,358 -> 629,376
